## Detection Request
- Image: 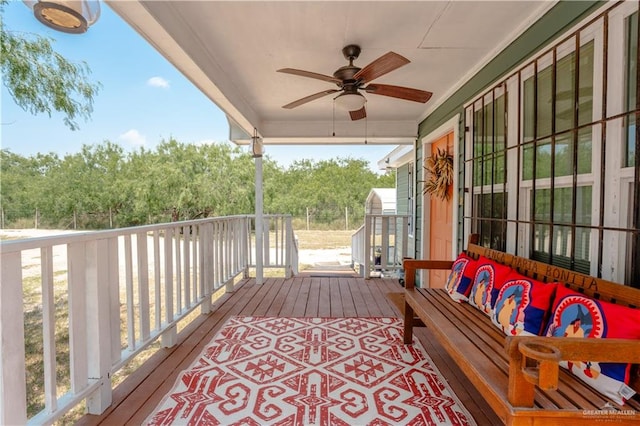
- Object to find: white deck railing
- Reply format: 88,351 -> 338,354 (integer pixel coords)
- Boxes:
0,214 -> 296,425
351,214 -> 410,277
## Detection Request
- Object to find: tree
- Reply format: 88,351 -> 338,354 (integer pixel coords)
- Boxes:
0,0 -> 100,130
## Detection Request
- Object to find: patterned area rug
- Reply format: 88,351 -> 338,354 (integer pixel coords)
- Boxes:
146,317 -> 476,425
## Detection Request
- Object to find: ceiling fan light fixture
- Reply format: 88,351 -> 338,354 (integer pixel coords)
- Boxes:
334,92 -> 366,111
24,0 -> 100,34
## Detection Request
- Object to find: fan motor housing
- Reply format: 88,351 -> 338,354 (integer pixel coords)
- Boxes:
333,65 -> 360,83
334,45 -> 362,83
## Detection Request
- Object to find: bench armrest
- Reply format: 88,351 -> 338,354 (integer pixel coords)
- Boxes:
403,259 -> 454,289
506,336 -> 640,363
505,336 -> 640,407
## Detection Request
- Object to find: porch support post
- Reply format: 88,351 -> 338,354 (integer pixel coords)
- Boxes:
86,239 -> 113,414
253,134 -> 264,285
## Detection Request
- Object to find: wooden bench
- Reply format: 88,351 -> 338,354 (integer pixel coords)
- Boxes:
403,239 -> 640,425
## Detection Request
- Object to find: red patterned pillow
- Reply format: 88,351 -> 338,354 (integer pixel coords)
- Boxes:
545,285 -> 640,404
468,256 -> 512,316
491,271 -> 557,336
444,253 -> 479,303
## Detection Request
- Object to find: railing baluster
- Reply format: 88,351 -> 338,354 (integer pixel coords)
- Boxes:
136,232 -> 150,341
402,216 -> 409,261
192,226 -> 198,303
41,246 -> 57,413
264,216 -> 270,266
227,220 -> 233,281
381,216 -> 389,268
200,224 -> 211,314
174,227 -> 182,314
183,227 -> 190,308
108,237 -> 120,367
153,231 -> 161,330
162,227 -> 176,348
123,236 -> 135,351
234,219 -> 240,273
218,221 -> 224,288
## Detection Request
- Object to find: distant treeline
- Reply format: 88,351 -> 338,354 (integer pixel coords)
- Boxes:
0,139 -> 394,230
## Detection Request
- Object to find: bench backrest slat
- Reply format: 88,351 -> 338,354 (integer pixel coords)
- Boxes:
466,244 -> 640,309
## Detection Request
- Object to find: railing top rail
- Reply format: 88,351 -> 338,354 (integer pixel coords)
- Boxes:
351,224 -> 365,236
1,214 -> 292,253
364,214 -> 411,219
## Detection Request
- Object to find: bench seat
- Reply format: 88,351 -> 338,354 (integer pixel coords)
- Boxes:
403,244 -> 640,426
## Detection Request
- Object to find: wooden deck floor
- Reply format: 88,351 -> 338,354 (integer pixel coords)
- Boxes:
77,275 -> 501,425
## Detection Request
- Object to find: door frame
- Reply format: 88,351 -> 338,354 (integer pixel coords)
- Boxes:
420,114 -> 460,285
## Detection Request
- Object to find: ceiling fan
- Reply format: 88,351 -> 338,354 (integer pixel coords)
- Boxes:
278,44 -> 433,121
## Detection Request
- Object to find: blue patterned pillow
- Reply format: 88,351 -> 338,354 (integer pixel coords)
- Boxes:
445,253 -> 478,303
545,286 -> 640,404
468,256 -> 512,316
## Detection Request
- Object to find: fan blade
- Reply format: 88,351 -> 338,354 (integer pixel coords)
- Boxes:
282,89 -> 339,109
353,52 -> 410,84
277,68 -> 341,84
364,84 -> 432,103
349,106 -> 366,121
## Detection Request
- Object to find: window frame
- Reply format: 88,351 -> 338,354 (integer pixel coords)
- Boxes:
462,1 -> 639,284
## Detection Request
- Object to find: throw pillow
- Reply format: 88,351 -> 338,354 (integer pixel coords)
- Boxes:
468,256 -> 512,316
444,253 -> 479,303
545,285 -> 640,404
491,271 -> 557,336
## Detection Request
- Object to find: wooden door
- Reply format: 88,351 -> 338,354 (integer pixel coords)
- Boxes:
428,132 -> 454,288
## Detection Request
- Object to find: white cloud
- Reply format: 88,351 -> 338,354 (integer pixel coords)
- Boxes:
118,129 -> 146,147
147,76 -> 170,88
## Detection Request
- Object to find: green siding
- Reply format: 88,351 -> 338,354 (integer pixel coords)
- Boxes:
396,163 -> 416,258
396,165 -> 409,215
414,1 -> 603,258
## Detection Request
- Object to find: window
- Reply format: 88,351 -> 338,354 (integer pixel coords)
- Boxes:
522,40 -> 595,271
468,89 -> 507,251
532,186 -> 592,273
463,1 -> 640,286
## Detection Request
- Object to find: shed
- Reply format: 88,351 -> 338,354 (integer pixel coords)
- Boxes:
365,188 -> 396,215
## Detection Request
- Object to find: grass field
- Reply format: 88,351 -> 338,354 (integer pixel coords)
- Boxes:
293,229 -> 354,250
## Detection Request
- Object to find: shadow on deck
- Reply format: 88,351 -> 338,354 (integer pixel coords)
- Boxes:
77,276 -> 500,425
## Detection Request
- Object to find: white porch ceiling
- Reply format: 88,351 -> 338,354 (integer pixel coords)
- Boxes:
107,1 -> 553,145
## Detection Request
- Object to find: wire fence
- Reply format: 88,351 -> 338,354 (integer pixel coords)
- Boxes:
0,206 -> 367,232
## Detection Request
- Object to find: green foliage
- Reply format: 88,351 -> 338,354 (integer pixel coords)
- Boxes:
0,1 -> 101,130
0,140 -> 395,230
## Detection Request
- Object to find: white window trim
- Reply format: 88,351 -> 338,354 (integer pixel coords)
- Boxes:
602,1 -> 638,281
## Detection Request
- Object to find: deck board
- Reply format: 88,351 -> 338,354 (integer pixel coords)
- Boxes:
339,277 -> 358,316
306,278 -> 321,316
317,277 -> 332,317
77,276 -> 500,426
329,277 -> 343,317
291,277 -> 311,317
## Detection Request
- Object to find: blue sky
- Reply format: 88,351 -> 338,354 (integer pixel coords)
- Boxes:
1,2 -> 395,172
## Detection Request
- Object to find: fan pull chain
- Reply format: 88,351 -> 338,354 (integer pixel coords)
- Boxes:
332,100 -> 336,137
364,114 -> 368,145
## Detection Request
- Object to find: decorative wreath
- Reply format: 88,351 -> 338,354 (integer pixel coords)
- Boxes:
423,148 -> 453,200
